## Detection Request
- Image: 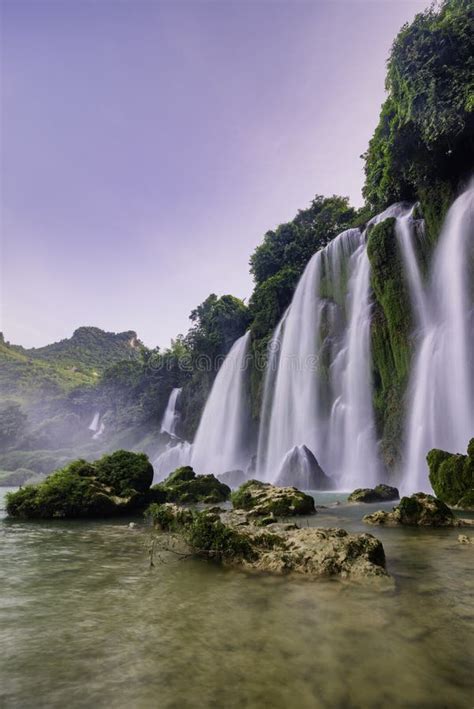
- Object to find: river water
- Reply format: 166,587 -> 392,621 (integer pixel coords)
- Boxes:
1,488 -> 473,709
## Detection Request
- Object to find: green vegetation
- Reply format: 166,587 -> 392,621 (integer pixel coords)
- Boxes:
231,480 -> 315,516
427,439 -> 474,508
2,0 -> 472,487
5,450 -> 154,519
364,492 -> 458,527
363,0 -> 473,237
367,218 -> 414,470
151,466 -> 231,504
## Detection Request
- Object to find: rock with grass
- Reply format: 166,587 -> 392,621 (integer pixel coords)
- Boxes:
151,466 -> 231,504
6,450 -> 154,519
146,502 -> 389,582
231,480 -> 315,517
427,439 -> 474,509
363,492 -> 461,527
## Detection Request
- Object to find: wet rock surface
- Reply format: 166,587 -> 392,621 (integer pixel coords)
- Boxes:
363,492 -> 462,527
147,502 -> 390,582
230,480 -> 316,517
348,484 -> 399,503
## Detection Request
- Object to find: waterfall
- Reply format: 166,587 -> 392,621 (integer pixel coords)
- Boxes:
160,387 -> 182,437
190,331 -> 252,475
332,242 -> 379,488
256,227 -> 375,484
402,187 -> 474,491
89,412 -> 100,432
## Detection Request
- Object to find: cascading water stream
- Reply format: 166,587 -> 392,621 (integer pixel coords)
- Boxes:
402,187 -> 474,491
257,227 -> 378,484
160,387 -> 182,437
190,331 -> 252,475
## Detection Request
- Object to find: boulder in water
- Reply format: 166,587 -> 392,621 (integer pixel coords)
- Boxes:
231,479 -> 315,517
427,439 -> 474,509
348,484 -> 399,503
6,450 -> 154,519
151,466 -> 231,504
147,503 -> 390,582
363,492 -> 461,527
217,469 -> 247,489
274,445 -> 333,490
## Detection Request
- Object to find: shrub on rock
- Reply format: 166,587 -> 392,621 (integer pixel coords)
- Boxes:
6,451 -> 155,519
146,502 -> 389,581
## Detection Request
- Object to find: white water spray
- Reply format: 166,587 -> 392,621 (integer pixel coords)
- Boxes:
402,187 -> 474,491
191,332 -> 252,475
160,387 -> 182,437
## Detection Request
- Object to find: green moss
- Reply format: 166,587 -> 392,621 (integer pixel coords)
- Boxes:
418,181 -> 455,247
153,467 -> 231,504
185,511 -> 255,561
367,218 -> 413,470
397,493 -> 455,526
6,450 -> 155,519
231,480 -> 315,517
427,440 -> 474,507
145,503 -> 193,531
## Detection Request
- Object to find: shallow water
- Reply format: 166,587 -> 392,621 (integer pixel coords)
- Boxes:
1,488 -> 473,709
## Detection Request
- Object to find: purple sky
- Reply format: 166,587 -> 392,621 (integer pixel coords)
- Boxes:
1,0 -> 428,350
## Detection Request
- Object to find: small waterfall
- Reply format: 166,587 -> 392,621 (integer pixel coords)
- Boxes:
89,412 -> 100,432
402,187 -> 474,491
191,331 -> 252,475
160,387 -> 182,437
395,207 -> 430,330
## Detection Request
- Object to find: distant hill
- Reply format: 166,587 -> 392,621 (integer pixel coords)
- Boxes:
0,327 -> 144,399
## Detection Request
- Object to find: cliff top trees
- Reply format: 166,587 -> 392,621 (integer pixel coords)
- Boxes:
363,0 -> 474,210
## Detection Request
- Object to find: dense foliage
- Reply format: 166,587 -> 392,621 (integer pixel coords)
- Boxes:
250,196 -> 357,286
5,450 -> 154,519
363,0 -> 473,221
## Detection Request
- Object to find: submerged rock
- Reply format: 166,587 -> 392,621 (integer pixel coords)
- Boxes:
6,450 -> 154,519
427,439 -> 474,509
217,469 -> 247,489
231,480 -> 315,517
348,484 -> 399,503
147,503 -> 389,582
274,445 -> 334,490
151,466 -> 231,504
363,492 -> 461,527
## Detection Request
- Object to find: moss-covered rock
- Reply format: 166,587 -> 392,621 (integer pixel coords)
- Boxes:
348,484 -> 399,503
367,217 -> 413,471
427,440 -> 474,508
231,480 -> 315,517
146,503 -> 389,581
363,492 -> 460,527
6,451 -> 155,519
152,466 -> 231,504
